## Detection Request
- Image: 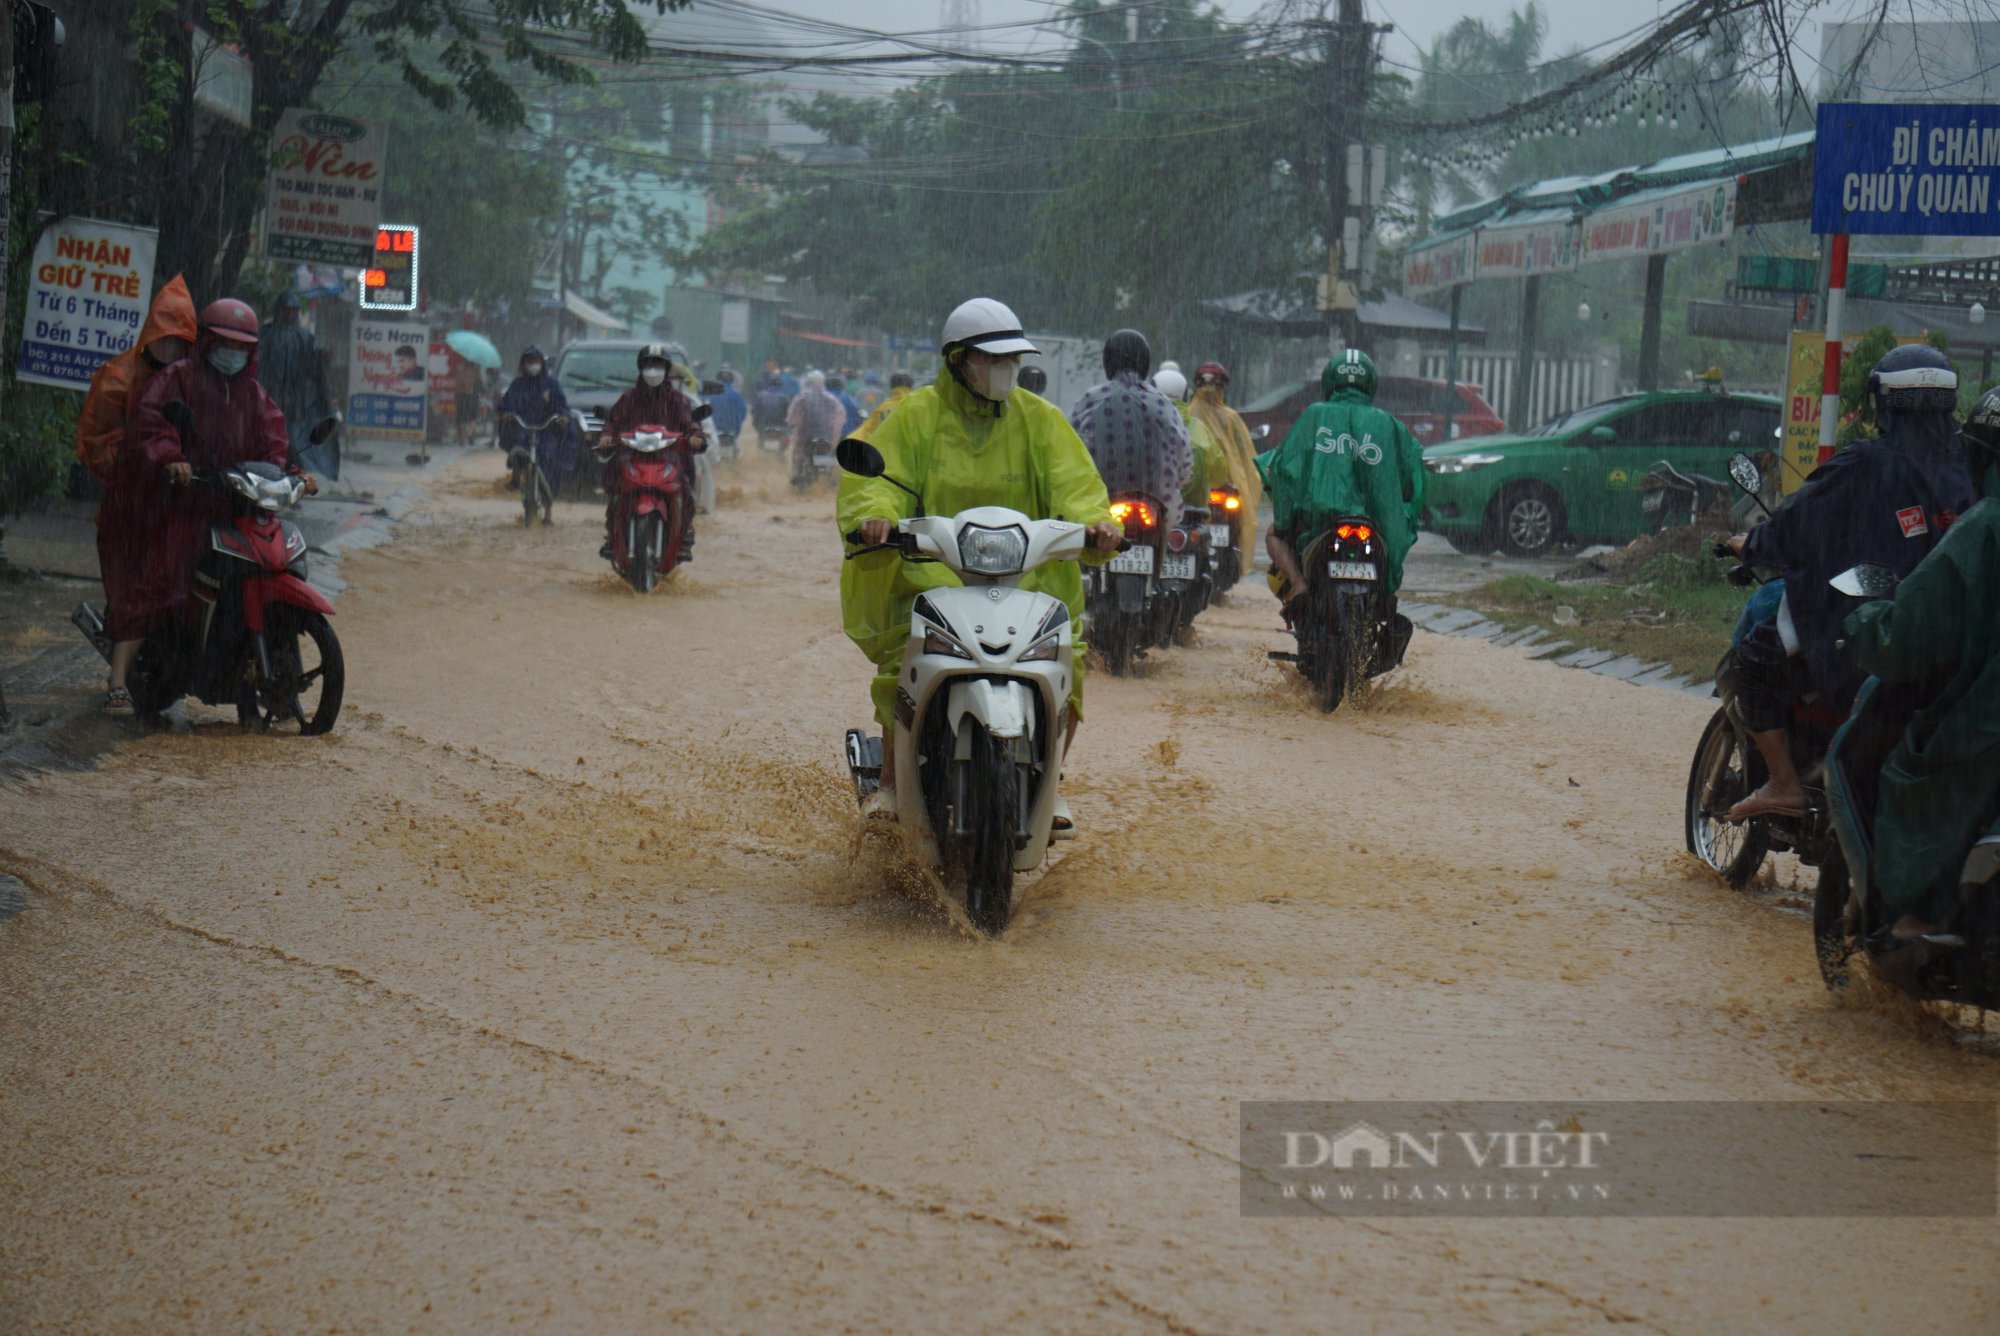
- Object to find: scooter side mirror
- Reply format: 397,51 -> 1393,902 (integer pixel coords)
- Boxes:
691,403 -> 713,423
163,400 -> 195,433
1727,450 -> 1763,495
836,437 -> 886,478
1830,563 -> 1899,598
307,413 -> 342,446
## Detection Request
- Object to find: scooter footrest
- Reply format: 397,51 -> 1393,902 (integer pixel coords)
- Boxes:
1267,651 -> 1299,662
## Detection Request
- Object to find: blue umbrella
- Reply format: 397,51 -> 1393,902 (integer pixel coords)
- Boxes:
445,329 -> 501,369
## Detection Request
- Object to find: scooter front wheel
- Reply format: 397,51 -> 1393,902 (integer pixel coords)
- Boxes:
959,725 -> 1019,937
242,608 -> 345,735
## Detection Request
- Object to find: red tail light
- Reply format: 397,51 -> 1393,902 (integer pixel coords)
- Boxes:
1166,527 -> 1188,552
1335,523 -> 1374,542
1110,500 -> 1155,528
1209,487 -> 1243,513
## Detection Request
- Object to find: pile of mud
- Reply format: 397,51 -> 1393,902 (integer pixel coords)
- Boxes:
1559,521 -> 1724,582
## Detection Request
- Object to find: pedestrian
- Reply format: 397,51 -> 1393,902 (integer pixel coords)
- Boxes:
258,290 -> 339,479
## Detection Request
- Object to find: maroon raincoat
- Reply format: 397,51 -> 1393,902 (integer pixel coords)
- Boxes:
104,337 -> 293,639
603,378 -> 703,539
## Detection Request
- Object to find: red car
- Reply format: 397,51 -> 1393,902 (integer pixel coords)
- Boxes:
1237,374 -> 1504,450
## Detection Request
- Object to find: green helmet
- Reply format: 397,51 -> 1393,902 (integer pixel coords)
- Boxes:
1323,348 -> 1377,400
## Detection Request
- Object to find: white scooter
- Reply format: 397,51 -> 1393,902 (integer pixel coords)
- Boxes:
838,439 -> 1086,935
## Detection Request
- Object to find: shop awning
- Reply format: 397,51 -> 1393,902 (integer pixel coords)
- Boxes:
778,327 -> 876,349
564,291 -> 628,333
1405,129 -> 1817,294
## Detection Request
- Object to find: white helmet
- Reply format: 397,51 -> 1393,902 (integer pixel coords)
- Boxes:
1153,368 -> 1188,401
1158,359 -> 1182,375
941,298 -> 1038,356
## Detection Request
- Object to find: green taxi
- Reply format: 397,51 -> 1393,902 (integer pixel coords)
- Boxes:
1420,389 -> 1781,556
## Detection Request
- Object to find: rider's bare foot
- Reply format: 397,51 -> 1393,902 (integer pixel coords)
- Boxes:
1726,780 -> 1807,822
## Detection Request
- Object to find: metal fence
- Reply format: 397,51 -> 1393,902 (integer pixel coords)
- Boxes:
1418,352 -> 1608,430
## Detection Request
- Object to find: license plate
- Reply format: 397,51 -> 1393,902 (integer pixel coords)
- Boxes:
1327,560 -> 1376,581
1161,553 -> 1197,580
1108,546 -> 1154,575
1208,524 -> 1232,548
812,452 -> 835,468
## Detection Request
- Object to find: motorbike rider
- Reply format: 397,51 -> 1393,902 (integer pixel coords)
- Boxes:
498,345 -> 570,500
786,370 -> 847,482
838,297 -> 1122,826
1154,368 -> 1229,516
77,274 -> 198,714
752,370 -> 790,441
706,369 -> 748,446
115,300 -> 317,703
855,369 -> 886,415
1263,349 -> 1424,616
1190,361 -> 1263,560
1723,343 -> 1973,821
601,344 -> 706,561
854,372 -> 913,440
1068,328 -> 1192,525
1839,386 -> 2000,940
827,374 -> 865,438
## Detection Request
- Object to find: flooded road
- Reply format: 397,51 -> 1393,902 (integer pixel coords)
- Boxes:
3,450 -> 1995,1332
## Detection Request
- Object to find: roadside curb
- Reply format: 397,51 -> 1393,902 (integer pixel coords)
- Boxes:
1401,600 -> 1715,700
309,484 -> 425,596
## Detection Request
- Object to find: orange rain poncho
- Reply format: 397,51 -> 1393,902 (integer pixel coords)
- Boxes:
74,275 -> 198,484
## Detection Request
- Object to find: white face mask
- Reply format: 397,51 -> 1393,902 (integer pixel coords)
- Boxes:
642,367 -> 667,387
974,358 -> 1019,403
523,361 -> 544,377
208,347 -> 249,377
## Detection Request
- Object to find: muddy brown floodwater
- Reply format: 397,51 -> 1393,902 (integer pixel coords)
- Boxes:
3,449 -> 1996,1333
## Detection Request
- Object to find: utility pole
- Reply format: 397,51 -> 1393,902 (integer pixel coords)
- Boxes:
1314,0 -> 1389,351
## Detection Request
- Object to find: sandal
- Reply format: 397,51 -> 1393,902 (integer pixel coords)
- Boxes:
1725,790 -> 1807,822
1051,793 -> 1077,840
102,686 -> 135,717
861,787 -> 898,822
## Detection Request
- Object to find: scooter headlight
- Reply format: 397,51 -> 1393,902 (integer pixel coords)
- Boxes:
957,524 -> 1028,576
1021,632 -> 1063,663
922,628 -> 972,660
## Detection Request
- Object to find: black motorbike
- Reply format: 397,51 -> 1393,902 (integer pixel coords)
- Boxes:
1162,511 -> 1213,638
1681,452 -> 1846,887
1086,491 -> 1175,676
1207,484 -> 1244,594
1269,514 -> 1411,712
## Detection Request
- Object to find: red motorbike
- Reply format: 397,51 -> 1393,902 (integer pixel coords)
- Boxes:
598,403 -> 710,593
73,403 -> 345,733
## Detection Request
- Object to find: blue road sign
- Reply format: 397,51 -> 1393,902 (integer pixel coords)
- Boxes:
1813,102 -> 2000,235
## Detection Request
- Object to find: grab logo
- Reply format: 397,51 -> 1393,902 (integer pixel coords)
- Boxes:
1313,427 -> 1383,465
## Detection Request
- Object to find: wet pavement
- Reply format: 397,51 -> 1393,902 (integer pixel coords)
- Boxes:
1,449 -> 1995,1332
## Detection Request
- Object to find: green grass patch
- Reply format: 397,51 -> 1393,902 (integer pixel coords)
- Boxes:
1437,551 -> 1751,681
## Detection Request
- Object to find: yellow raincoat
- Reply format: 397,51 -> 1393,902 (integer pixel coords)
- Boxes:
1190,383 -> 1261,555
1175,401 -> 1229,508
837,364 -> 1114,731
854,383 -> 911,441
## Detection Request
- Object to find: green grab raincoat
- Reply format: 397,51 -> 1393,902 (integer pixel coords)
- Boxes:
1265,382 -> 1425,593
837,364 -> 1114,731
1841,462 -> 2000,912
1175,401 -> 1229,509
